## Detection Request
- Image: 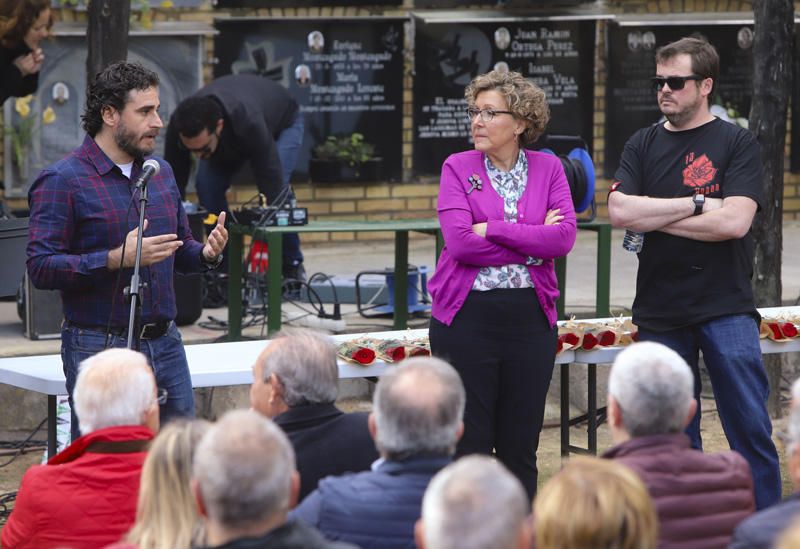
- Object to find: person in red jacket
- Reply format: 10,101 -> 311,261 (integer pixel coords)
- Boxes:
2,348 -> 160,549
602,341 -> 755,549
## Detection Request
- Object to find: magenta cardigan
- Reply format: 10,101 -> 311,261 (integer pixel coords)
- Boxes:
428,149 -> 577,327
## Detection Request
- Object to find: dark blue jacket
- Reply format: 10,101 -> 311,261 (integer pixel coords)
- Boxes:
291,456 -> 451,549
729,493 -> 800,549
274,403 -> 378,501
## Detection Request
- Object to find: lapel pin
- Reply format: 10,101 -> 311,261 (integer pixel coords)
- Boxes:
467,173 -> 483,194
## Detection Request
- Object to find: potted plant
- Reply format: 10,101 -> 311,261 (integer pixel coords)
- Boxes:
309,132 -> 382,183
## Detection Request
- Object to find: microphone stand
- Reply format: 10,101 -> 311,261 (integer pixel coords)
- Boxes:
126,179 -> 149,350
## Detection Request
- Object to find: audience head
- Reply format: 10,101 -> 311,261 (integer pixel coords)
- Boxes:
534,456 -> 658,549
192,410 -> 298,544
250,328 -> 339,418
74,348 -> 159,435
0,0 -> 52,49
417,455 -> 530,549
126,419 -> 210,549
607,341 -> 695,442
371,356 -> 465,461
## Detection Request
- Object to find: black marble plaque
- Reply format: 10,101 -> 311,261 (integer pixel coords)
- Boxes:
214,18 -> 405,182
605,24 -> 755,177
412,18 -> 595,176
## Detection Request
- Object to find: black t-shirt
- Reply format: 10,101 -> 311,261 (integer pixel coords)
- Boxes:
614,118 -> 763,331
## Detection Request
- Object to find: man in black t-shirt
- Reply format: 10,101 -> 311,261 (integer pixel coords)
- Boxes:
608,37 -> 780,510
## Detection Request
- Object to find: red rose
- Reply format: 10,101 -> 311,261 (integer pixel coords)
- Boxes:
390,346 -> 406,361
354,348 -> 376,364
782,323 -> 798,338
582,332 -> 598,350
768,323 -> 784,340
631,331 -> 639,342
598,330 -> 616,347
563,333 -> 580,347
409,347 -> 430,357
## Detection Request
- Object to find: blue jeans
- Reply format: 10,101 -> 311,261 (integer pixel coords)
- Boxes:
61,321 -> 195,442
639,314 -> 781,510
196,111 -> 304,267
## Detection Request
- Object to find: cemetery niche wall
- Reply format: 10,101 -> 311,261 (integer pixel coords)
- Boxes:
214,17 -> 405,183
2,24 -> 205,197
412,15 -> 596,177
605,18 -> 755,177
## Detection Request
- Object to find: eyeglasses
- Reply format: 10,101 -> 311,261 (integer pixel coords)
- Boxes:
178,131 -> 217,156
466,107 -> 514,123
651,75 -> 705,92
156,387 -> 168,406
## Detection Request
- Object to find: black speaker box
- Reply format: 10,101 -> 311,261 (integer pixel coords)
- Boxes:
24,272 -> 63,340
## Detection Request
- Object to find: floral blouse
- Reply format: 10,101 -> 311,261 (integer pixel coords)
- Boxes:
472,151 -> 536,291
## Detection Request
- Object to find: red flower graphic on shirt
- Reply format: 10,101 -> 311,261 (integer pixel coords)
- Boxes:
682,154 -> 717,188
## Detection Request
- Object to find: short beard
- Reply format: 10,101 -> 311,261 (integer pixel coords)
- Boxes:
661,95 -> 704,129
114,125 -> 154,160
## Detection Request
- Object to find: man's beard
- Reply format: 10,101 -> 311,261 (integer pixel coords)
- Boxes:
115,122 -> 155,159
661,94 -> 703,128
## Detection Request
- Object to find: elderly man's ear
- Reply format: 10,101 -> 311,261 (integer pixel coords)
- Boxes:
141,397 -> 160,433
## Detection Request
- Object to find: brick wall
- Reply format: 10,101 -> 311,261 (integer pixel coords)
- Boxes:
3,1 -> 799,229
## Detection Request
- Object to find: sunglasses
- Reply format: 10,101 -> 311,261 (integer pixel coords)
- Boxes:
651,75 -> 705,92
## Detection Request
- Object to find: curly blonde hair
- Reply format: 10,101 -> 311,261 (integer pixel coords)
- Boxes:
465,70 -> 550,147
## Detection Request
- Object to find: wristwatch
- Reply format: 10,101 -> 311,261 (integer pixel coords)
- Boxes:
201,252 -> 224,270
692,193 -> 705,216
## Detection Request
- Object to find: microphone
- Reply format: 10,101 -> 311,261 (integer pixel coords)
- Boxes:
134,159 -> 161,189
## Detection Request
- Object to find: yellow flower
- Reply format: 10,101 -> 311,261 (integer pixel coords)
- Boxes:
160,0 -> 174,6
42,106 -> 56,125
15,95 -> 32,118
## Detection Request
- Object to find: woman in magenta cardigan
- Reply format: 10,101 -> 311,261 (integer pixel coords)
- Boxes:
428,70 -> 577,498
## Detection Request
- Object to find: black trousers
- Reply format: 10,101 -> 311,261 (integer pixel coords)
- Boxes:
429,288 -> 556,499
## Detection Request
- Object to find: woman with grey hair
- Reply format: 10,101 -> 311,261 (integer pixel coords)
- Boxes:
427,69 -> 577,499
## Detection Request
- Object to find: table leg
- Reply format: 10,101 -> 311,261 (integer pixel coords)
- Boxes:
48,394 -> 56,459
560,363 -> 569,457
555,256 -> 567,320
393,231 -> 409,330
588,363 -> 597,454
228,230 -> 244,341
595,224 -> 611,317
435,230 -> 444,260
267,232 -> 284,334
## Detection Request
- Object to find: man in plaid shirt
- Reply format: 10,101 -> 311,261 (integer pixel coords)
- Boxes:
26,61 -> 227,441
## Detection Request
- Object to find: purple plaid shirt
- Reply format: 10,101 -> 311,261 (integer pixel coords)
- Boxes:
27,135 -> 206,327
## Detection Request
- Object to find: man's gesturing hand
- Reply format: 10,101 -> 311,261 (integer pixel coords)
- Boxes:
202,211 -> 228,262
107,220 -> 183,270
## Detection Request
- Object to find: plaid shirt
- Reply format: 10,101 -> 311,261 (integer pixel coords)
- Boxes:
27,135 -> 205,327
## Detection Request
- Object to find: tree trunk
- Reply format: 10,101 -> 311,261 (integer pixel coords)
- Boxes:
750,0 -> 793,417
86,0 -> 131,81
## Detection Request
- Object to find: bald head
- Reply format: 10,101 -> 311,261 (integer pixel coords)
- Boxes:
373,357 -> 465,460
74,348 -> 158,435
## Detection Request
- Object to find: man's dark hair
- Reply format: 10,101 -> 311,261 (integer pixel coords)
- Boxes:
655,36 -> 719,106
170,96 -> 222,138
81,61 -> 160,137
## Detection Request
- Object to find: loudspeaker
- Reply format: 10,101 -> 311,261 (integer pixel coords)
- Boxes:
24,272 -> 62,340
174,206 -> 205,326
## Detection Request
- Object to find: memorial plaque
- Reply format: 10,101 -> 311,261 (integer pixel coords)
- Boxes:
792,29 -> 800,173
214,18 -> 405,183
605,23 -> 755,177
412,17 -> 595,176
3,33 -> 203,197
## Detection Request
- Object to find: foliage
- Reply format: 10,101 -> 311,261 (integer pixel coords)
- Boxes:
312,133 -> 377,167
4,95 -> 56,173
